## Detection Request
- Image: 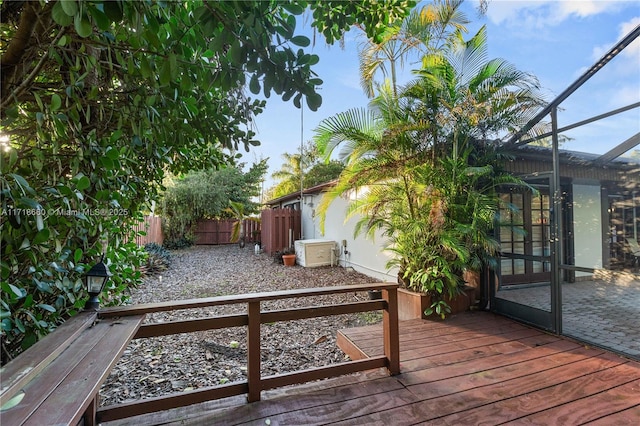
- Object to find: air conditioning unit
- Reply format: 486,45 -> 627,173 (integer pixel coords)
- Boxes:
294,239 -> 336,267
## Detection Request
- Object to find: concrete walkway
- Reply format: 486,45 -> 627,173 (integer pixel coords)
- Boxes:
496,273 -> 640,359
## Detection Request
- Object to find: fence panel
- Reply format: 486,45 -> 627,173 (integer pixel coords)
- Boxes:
133,216 -> 163,246
194,220 -> 230,245
132,217 -> 261,247
194,219 -> 260,245
261,208 -> 301,255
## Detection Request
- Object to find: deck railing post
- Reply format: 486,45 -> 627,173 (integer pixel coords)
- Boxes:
247,301 -> 261,402
83,395 -> 97,426
382,287 -> 400,375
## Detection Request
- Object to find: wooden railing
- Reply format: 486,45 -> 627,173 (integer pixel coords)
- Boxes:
96,282 -> 399,423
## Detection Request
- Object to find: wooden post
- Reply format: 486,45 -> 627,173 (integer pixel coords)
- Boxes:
383,287 -> 400,375
247,301 -> 261,402
83,392 -> 98,426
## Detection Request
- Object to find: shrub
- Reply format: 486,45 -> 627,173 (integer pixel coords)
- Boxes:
142,243 -> 172,276
162,232 -> 194,250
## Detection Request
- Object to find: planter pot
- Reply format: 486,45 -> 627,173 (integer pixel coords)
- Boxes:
282,254 -> 296,266
397,287 -> 473,321
463,270 -> 480,304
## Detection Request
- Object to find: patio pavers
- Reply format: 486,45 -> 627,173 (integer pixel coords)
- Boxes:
496,276 -> 640,359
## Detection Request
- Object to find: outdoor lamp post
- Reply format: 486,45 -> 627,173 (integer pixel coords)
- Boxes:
84,259 -> 112,310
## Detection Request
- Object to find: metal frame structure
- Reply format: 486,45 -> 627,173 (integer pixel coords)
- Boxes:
492,25 -> 640,334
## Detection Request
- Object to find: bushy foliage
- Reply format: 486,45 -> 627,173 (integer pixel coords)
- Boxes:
272,247 -> 295,264
314,19 -> 545,318
160,162 -> 267,246
305,161 -> 344,188
141,243 -> 172,276
0,173 -> 147,362
162,236 -> 195,251
0,0 -> 413,361
267,142 -> 344,200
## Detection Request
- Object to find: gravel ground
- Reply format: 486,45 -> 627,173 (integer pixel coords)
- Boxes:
99,245 -> 382,407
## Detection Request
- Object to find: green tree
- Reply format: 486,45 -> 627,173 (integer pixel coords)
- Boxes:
304,161 -> 345,188
0,0 -> 414,362
407,26 -> 547,160
267,140 -> 344,199
358,0 -> 469,97
161,161 -> 267,248
314,24 -> 546,316
269,152 -> 306,199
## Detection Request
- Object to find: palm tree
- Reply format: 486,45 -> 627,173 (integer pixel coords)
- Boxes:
269,152 -> 303,199
314,81 -> 426,231
226,200 -> 260,248
268,141 -> 320,199
314,24 -> 547,316
406,25 -> 547,161
358,0 -> 469,98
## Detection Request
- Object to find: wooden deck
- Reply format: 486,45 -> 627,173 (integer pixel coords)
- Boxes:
105,311 -> 640,425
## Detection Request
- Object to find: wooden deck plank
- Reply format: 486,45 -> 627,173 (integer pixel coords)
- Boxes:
104,369 -> 392,426
400,339 -> 585,386
418,357 -> 638,424
516,379 -> 640,425
583,406 -> 640,425
1,316 -> 113,425
399,337 -> 556,373
409,348 -> 619,400
102,311 -> 640,426
341,314 -> 525,351
339,322 -> 534,358
0,312 -> 97,407
234,387 -> 419,426
399,328 -> 557,361
327,364 -> 636,426
326,351 -> 628,425
339,326 -> 558,362
344,325 -> 522,355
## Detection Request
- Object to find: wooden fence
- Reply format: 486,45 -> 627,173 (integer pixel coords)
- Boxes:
132,215 -> 163,246
132,212 -> 297,250
261,208 -> 301,255
193,219 -> 260,245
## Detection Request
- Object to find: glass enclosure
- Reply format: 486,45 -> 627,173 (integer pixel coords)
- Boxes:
490,28 -> 640,360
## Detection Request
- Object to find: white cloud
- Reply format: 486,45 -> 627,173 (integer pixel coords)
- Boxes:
591,16 -> 640,60
609,84 -> 640,106
619,16 -> 640,58
483,0 -> 625,28
557,0 -> 619,19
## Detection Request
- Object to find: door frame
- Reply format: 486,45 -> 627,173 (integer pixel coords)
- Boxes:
492,172 -> 559,332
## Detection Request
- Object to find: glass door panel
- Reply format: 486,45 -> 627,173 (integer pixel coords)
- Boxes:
493,175 -> 555,332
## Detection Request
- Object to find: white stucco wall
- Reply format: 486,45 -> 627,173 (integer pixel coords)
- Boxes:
298,192 -> 398,282
572,183 -> 603,276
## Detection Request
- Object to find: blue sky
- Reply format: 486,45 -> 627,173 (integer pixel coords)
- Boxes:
243,1 -> 640,190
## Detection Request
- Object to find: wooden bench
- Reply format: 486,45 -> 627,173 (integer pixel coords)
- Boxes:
0,311 -> 144,426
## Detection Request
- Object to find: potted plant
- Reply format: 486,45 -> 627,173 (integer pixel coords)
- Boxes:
273,247 -> 296,266
381,149 -> 513,320
312,25 -> 543,320
281,248 -> 296,266
387,188 -> 474,320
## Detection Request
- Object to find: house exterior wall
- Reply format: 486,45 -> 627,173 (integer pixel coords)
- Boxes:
572,183 -> 603,276
300,192 -> 398,282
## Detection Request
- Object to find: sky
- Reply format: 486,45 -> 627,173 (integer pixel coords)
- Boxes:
241,0 -> 640,191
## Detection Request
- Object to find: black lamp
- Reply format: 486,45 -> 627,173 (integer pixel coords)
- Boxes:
84,259 -> 112,310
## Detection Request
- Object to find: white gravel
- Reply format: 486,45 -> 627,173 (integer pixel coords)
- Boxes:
99,245 -> 382,407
